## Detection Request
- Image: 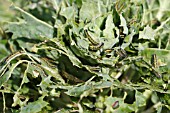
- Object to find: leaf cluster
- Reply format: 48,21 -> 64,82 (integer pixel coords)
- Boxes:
0,0 -> 170,112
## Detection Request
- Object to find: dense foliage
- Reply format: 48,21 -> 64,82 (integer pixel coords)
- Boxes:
0,0 -> 170,112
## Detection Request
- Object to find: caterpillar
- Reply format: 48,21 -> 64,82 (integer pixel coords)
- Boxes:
142,57 -> 161,78
61,70 -> 84,83
100,49 -> 114,58
152,68 -> 161,78
120,48 -> 127,57
150,54 -> 161,78
118,27 -> 126,46
40,57 -> 57,69
84,29 -> 99,45
151,54 -> 158,68
89,42 -> 104,51
0,50 -> 25,76
3,50 -> 25,64
115,0 -> 125,14
104,49 -> 113,53
89,66 -> 101,72
128,19 -> 137,27
115,48 -> 127,59
119,27 -> 125,38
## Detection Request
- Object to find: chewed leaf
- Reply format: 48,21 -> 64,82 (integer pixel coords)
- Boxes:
65,81 -> 113,97
0,60 -> 29,87
120,14 -> 128,34
121,30 -> 135,49
103,14 -> 118,49
38,76 -> 53,92
60,6 -> 75,20
6,6 -> 54,39
135,90 -> 146,107
1,0 -> 170,112
104,96 -> 135,113
103,14 -> 115,38
139,25 -> 155,40
65,84 -> 91,97
20,97 -> 48,113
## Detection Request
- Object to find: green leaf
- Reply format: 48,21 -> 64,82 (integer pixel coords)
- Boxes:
104,96 -> 135,113
80,1 -> 105,22
0,60 -> 29,87
12,92 -> 27,107
65,84 -> 91,97
20,97 -> 48,113
120,14 -> 128,34
103,14 -> 115,39
157,0 -> 170,20
104,96 -> 118,112
139,25 -> 155,40
55,109 -> 70,113
60,6 -> 75,20
103,14 -> 119,49
121,30 -> 135,49
38,76 -> 52,93
40,63 -> 65,84
65,81 -> 113,97
140,48 -> 170,74
135,90 -> 146,107
0,40 -> 10,60
6,6 -> 53,39
151,92 -> 159,104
